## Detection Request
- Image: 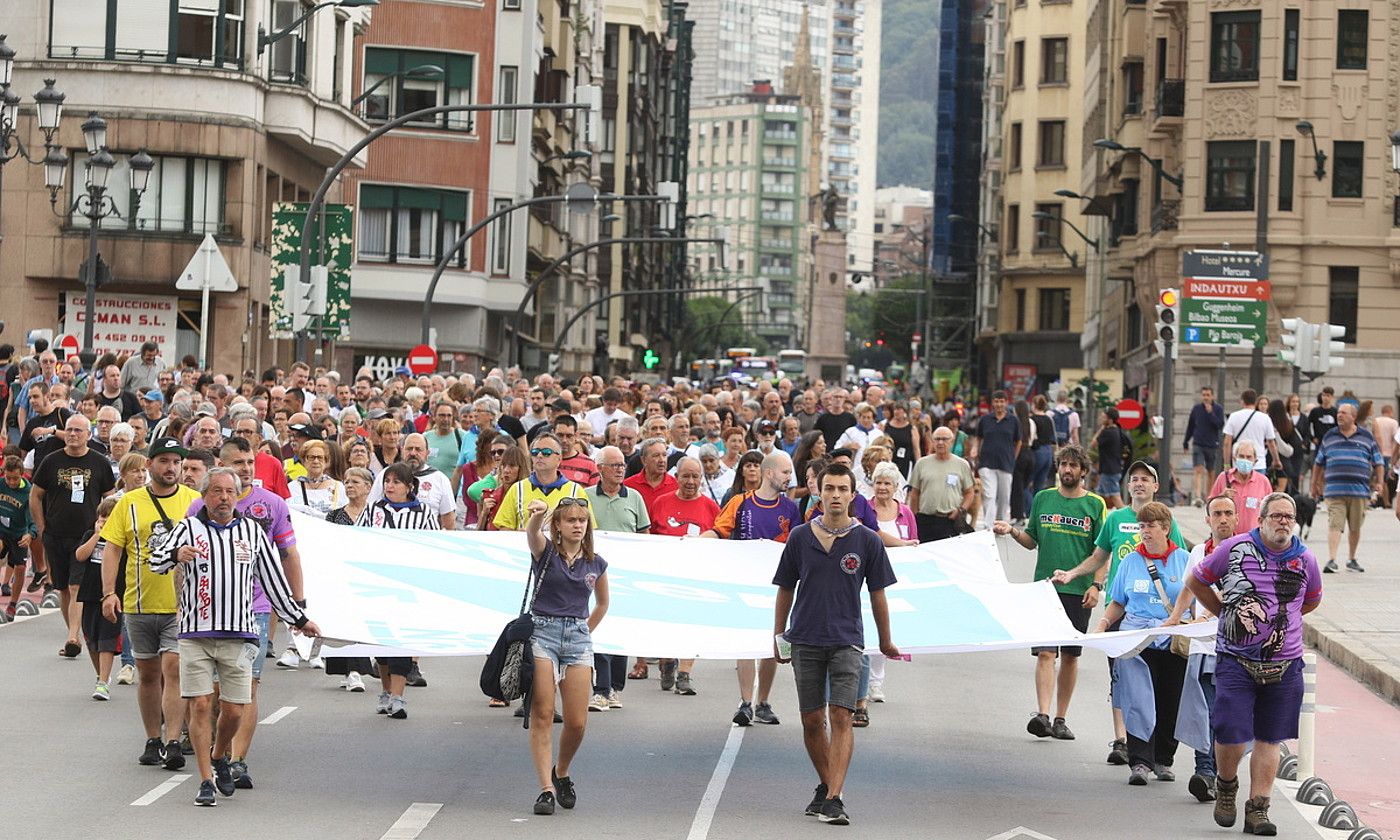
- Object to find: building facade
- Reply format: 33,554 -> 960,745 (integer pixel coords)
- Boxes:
1,0 -> 371,375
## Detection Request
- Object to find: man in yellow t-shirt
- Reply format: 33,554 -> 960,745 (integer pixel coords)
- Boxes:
100,437 -> 201,769
491,432 -> 596,531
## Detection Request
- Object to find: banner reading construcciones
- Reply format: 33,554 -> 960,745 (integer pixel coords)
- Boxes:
291,513 -> 1216,660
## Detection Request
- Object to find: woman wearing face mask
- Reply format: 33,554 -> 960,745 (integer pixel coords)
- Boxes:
1208,441 -> 1272,534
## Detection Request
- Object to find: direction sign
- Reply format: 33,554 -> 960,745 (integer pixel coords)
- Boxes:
407,344 -> 439,375
1182,277 -> 1270,301
1181,249 -> 1268,280
1115,398 -> 1145,430
1181,250 -> 1269,348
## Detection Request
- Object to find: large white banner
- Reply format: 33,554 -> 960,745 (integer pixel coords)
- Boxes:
292,513 -> 1216,659
62,291 -> 178,359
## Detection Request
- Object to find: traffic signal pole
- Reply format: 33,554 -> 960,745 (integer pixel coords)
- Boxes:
1158,336 -> 1175,502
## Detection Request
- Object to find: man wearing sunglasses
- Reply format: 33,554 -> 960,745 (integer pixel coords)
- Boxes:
491,431 -> 595,531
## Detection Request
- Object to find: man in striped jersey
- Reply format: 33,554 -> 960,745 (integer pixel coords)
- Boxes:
152,467 -> 319,807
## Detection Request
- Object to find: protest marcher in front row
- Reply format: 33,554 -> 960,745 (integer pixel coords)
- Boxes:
1187,493 -> 1322,835
773,463 -> 899,827
524,497 -> 609,816
74,496 -> 122,699
150,467 -> 319,807
323,467 -> 376,693
647,457 -> 719,695
584,446 -> 650,712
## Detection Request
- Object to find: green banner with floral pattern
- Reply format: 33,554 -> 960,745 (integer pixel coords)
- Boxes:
269,202 -> 353,338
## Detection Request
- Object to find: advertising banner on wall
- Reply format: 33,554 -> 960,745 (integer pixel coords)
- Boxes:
269,202 -> 354,339
62,292 -> 178,359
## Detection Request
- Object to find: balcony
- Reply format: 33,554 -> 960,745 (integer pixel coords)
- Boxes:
1151,199 -> 1179,234
1154,78 -> 1184,119
832,73 -> 857,89
763,156 -> 798,168
764,130 -> 798,143
761,237 -> 794,250
761,211 -> 795,222
762,182 -> 796,195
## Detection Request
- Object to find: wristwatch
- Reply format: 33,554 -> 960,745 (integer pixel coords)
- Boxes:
1090,581 -> 1104,592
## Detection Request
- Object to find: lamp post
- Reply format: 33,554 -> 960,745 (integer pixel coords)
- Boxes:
1092,138 -> 1184,189
1,49 -> 68,233
258,0 -> 380,55
1032,208 -> 1100,252
48,112 -> 154,358
1296,120 -> 1327,181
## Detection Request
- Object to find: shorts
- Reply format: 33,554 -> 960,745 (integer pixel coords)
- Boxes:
127,612 -> 179,660
1192,446 -> 1222,472
2,535 -> 28,567
377,657 -> 414,677
82,601 -> 122,653
1033,591 -> 1092,658
790,643 -> 863,713
1326,496 -> 1366,533
251,612 -> 271,680
1096,472 -> 1122,496
531,615 -> 594,680
1212,655 -> 1304,745
41,532 -> 83,589
179,637 -> 257,704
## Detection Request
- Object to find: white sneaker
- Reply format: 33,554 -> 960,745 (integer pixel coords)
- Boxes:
276,649 -> 300,669
309,656 -> 325,670
608,688 -> 622,709
588,693 -> 610,712
345,671 -> 365,693
116,664 -> 135,685
868,681 -> 885,703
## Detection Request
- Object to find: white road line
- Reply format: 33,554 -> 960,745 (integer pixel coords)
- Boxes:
380,802 -> 443,840
685,725 -> 746,840
259,705 -> 298,725
130,774 -> 192,806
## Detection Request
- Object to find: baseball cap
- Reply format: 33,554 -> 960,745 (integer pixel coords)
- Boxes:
143,389 -> 165,403
148,437 -> 188,458
288,423 -> 322,440
757,419 -> 778,434
1127,460 -> 1158,480
394,365 -> 412,377
367,408 -> 388,420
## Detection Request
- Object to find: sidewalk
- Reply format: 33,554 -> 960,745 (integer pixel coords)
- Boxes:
1169,502 -> 1400,708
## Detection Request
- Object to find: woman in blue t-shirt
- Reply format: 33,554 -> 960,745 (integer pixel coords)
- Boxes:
1094,501 -> 1192,786
524,496 -> 610,816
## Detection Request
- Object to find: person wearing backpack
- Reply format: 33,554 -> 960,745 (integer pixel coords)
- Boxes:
1051,391 -> 1080,447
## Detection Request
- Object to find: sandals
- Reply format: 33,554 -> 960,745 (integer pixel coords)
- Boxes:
852,707 -> 870,728
628,662 -> 649,680
61,641 -> 82,658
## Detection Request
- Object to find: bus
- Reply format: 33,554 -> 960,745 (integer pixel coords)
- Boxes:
731,355 -> 778,381
777,349 -> 807,379
725,346 -> 758,360
689,358 -> 722,382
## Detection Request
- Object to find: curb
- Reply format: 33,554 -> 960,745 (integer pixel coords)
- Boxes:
1302,615 -> 1400,708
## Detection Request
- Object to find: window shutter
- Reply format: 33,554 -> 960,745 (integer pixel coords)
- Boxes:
447,54 -> 473,89
359,184 -> 396,209
365,48 -> 399,77
439,191 -> 468,222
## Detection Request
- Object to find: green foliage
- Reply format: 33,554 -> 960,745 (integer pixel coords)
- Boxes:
846,275 -> 925,363
878,0 -> 936,188
676,296 -> 766,362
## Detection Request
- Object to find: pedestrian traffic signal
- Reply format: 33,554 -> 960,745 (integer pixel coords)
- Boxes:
1153,288 -> 1180,359
1279,318 -> 1314,368
1316,323 -> 1345,372
643,349 -> 660,369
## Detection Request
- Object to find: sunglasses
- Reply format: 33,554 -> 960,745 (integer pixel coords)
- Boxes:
556,497 -> 590,508
490,448 -> 508,457
530,448 -> 560,457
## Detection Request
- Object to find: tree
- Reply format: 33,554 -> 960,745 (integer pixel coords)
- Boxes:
675,296 -> 766,362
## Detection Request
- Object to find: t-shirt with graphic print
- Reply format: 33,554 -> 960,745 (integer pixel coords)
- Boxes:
1026,487 -> 1107,596
773,522 -> 897,648
529,543 -> 608,619
711,491 -> 799,542
1195,530 -> 1322,662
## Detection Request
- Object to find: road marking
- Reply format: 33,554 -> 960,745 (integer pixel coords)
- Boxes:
685,725 -> 746,840
380,802 -> 442,839
985,828 -> 1061,840
131,774 -> 192,806
259,705 -> 298,725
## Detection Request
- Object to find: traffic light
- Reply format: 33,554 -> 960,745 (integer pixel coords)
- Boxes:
1316,323 -> 1345,372
283,265 -> 309,331
643,348 -> 660,369
1153,288 -> 1180,359
547,352 -> 560,373
1279,318 -> 1314,368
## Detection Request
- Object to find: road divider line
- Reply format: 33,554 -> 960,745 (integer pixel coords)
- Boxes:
259,705 -> 298,725
686,725 -> 746,840
380,802 -> 442,839
130,774 -> 192,806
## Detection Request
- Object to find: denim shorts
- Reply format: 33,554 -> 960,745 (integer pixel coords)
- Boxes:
791,643 -> 863,713
531,615 -> 593,681
1212,655 -> 1304,745
1096,472 -> 1122,496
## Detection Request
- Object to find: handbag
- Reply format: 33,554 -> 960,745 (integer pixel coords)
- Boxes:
1142,556 -> 1190,659
479,554 -> 548,703
1229,654 -> 1294,685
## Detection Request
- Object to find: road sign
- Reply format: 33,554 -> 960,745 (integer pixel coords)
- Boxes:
1115,398 -> 1145,430
1181,250 -> 1268,279
56,333 -> 79,358
175,233 -> 237,292
1181,250 -> 1269,348
407,344 -> 438,375
1182,277 -> 1270,301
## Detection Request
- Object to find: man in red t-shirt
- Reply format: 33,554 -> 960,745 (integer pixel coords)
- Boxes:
624,438 -> 677,512
554,416 -> 599,487
646,457 -> 719,697
233,416 -> 290,499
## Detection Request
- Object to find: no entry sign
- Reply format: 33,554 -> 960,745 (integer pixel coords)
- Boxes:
407,344 -> 439,375
1116,398 -> 1145,430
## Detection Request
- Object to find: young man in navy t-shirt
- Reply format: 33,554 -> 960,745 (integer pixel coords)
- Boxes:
773,463 -> 899,826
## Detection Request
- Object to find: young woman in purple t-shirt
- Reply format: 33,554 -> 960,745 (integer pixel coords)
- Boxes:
524,497 -> 610,816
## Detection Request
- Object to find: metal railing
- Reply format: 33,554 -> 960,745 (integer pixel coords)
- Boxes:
1154,78 -> 1185,119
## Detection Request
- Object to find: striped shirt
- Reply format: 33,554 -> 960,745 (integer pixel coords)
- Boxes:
1315,426 -> 1382,498
150,509 -> 306,640
367,499 -> 442,531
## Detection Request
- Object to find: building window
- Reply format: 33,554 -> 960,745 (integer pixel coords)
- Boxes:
1033,202 -> 1061,252
1205,140 -> 1256,211
358,184 -> 470,266
1278,138 -> 1295,211
1012,40 -> 1025,88
1037,120 -> 1066,167
496,66 -> 518,141
1038,288 -> 1071,332
1005,203 -> 1020,254
70,153 -> 227,235
1336,10 -> 1368,70
503,0 -> 522,8
1209,11 -> 1260,83
1282,9 -> 1299,81
1122,62 -> 1143,115
363,49 -> 476,131
1040,37 -> 1068,85
491,197 -> 512,273
1114,179 -> 1139,238
268,0 -> 308,83
49,0 -> 243,68
1008,122 -> 1022,171
1015,288 -> 1027,332
1332,141 -> 1364,198
1327,267 -> 1358,343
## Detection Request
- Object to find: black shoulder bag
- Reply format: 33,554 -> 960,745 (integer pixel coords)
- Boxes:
478,553 -> 548,703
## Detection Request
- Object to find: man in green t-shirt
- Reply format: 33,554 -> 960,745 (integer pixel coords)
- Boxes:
1051,459 -> 1186,765
994,445 -> 1106,742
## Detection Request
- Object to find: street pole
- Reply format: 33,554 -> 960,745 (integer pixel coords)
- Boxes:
1158,336 -> 1176,502
198,239 -> 212,369
1216,347 -> 1227,405
82,201 -> 99,354
1250,140 -> 1270,393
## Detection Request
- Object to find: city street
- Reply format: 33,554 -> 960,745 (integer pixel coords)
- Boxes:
3,532 -> 1391,839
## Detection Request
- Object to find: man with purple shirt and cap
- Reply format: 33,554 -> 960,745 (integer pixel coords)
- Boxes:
1187,491 -> 1322,836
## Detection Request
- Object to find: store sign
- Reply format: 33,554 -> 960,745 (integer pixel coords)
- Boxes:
62,292 -> 178,359
354,354 -> 407,381
1002,363 -> 1037,400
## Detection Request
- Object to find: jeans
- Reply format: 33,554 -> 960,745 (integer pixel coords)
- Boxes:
119,616 -> 135,668
592,653 -> 627,695
979,468 -> 1013,526
826,653 -> 873,704
1030,446 -> 1054,496
1194,666 -> 1217,777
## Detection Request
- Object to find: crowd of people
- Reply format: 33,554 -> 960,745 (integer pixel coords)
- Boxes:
0,339 -> 1341,829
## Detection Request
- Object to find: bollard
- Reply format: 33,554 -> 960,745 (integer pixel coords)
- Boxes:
1319,800 -> 1361,831
16,599 -> 39,616
1276,753 -> 1299,781
40,591 -> 60,609
1346,829 -> 1383,840
1296,777 -> 1334,806
1299,652 -> 1317,779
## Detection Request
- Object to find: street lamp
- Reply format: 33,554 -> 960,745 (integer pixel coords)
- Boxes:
351,64 -> 443,108
1296,120 -> 1327,181
540,150 -> 592,166
947,212 -> 998,242
1092,138 -> 1184,189
1034,230 -> 1079,269
1390,129 -> 1400,174
259,0 -> 379,55
1032,208 -> 1100,251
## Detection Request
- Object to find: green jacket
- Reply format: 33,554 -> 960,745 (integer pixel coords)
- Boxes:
0,477 -> 35,540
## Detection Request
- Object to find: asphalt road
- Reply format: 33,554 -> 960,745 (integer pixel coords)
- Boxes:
0,541 -> 1354,840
